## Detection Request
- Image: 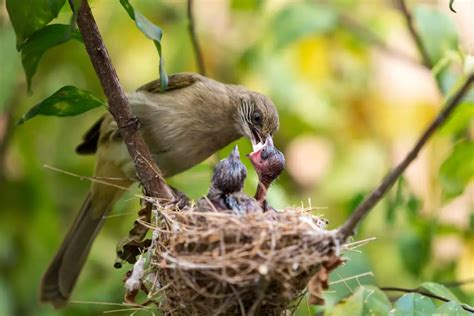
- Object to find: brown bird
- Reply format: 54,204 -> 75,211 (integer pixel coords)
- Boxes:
198,145 -> 261,214
248,138 -> 285,211
40,73 -> 279,307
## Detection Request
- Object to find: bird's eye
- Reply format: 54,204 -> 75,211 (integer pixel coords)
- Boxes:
251,111 -> 262,125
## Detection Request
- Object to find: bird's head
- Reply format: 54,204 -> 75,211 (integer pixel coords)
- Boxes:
211,145 -> 247,194
235,92 -> 279,152
248,137 -> 285,186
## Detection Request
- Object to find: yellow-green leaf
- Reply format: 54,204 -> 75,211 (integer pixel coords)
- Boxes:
119,0 -> 168,91
439,141 -> 474,198
390,293 -> 436,316
17,86 -> 105,125
330,285 -> 392,316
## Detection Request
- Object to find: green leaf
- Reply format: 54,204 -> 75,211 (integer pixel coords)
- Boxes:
330,285 -> 392,316
21,24 -> 82,92
406,195 -> 421,219
390,293 -> 436,316
119,0 -> 168,91
6,0 -> 66,49
17,86 -> 105,125
0,24 -> 20,112
414,5 -> 459,66
273,3 -> 338,49
419,282 -> 460,303
386,177 -> 405,224
398,230 -> 431,276
437,301 -> 470,316
439,102 -> 474,136
439,141 -> 474,198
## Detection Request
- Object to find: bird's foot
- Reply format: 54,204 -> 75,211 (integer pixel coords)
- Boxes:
169,185 -> 190,209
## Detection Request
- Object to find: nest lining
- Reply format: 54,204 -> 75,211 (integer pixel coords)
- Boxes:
127,203 -> 343,315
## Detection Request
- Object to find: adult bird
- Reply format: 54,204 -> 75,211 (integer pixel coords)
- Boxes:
198,145 -> 261,214
40,73 -> 279,307
248,138 -> 285,211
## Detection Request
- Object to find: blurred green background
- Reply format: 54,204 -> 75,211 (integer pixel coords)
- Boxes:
0,0 -> 472,315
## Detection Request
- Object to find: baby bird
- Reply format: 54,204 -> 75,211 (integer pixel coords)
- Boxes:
199,146 -> 260,214
248,138 -> 285,211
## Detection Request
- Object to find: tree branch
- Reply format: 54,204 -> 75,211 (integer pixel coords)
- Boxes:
187,0 -> 206,76
380,286 -> 474,313
338,73 -> 474,240
396,0 -> 433,68
339,14 -> 421,67
74,0 -> 174,201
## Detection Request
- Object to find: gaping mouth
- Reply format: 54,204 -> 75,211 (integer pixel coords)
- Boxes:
250,127 -> 264,153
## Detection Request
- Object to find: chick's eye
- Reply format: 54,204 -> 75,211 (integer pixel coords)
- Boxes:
252,111 -> 262,125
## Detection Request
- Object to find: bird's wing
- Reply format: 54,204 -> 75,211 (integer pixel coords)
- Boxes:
76,115 -> 105,155
76,73 -> 204,155
225,194 -> 244,214
136,73 -> 203,94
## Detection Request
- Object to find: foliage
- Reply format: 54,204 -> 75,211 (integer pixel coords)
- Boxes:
327,284 -> 470,316
439,141 -> 474,198
329,286 -> 391,316
20,24 -> 82,91
16,86 -> 105,125
119,0 -> 168,91
6,0 -> 65,48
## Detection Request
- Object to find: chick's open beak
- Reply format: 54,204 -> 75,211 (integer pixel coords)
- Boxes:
250,132 -> 273,154
229,145 -> 240,160
248,135 -> 274,166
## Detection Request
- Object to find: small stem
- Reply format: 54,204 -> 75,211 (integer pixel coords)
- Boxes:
396,0 -> 433,68
381,287 -> 474,313
338,73 -> 474,240
187,0 -> 206,76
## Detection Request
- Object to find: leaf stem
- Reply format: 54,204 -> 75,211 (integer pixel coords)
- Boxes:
381,286 -> 474,313
187,0 -> 206,76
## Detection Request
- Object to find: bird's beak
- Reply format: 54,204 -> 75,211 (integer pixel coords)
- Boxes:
250,131 -> 272,154
248,135 -> 273,164
229,145 -> 240,160
264,135 -> 274,147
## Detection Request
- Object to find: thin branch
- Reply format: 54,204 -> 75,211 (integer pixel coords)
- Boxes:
339,14 -> 420,67
396,0 -> 432,68
338,73 -> 474,240
187,0 -> 206,75
73,0 -> 174,201
381,287 -> 474,313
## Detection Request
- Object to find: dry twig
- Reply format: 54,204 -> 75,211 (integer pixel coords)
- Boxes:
136,205 -> 341,315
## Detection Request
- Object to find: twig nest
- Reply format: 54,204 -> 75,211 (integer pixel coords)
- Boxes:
136,205 -> 343,315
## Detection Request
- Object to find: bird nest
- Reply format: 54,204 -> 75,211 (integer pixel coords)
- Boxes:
123,203 -> 345,315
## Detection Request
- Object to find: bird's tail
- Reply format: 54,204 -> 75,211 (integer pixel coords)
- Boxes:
40,192 -> 110,308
